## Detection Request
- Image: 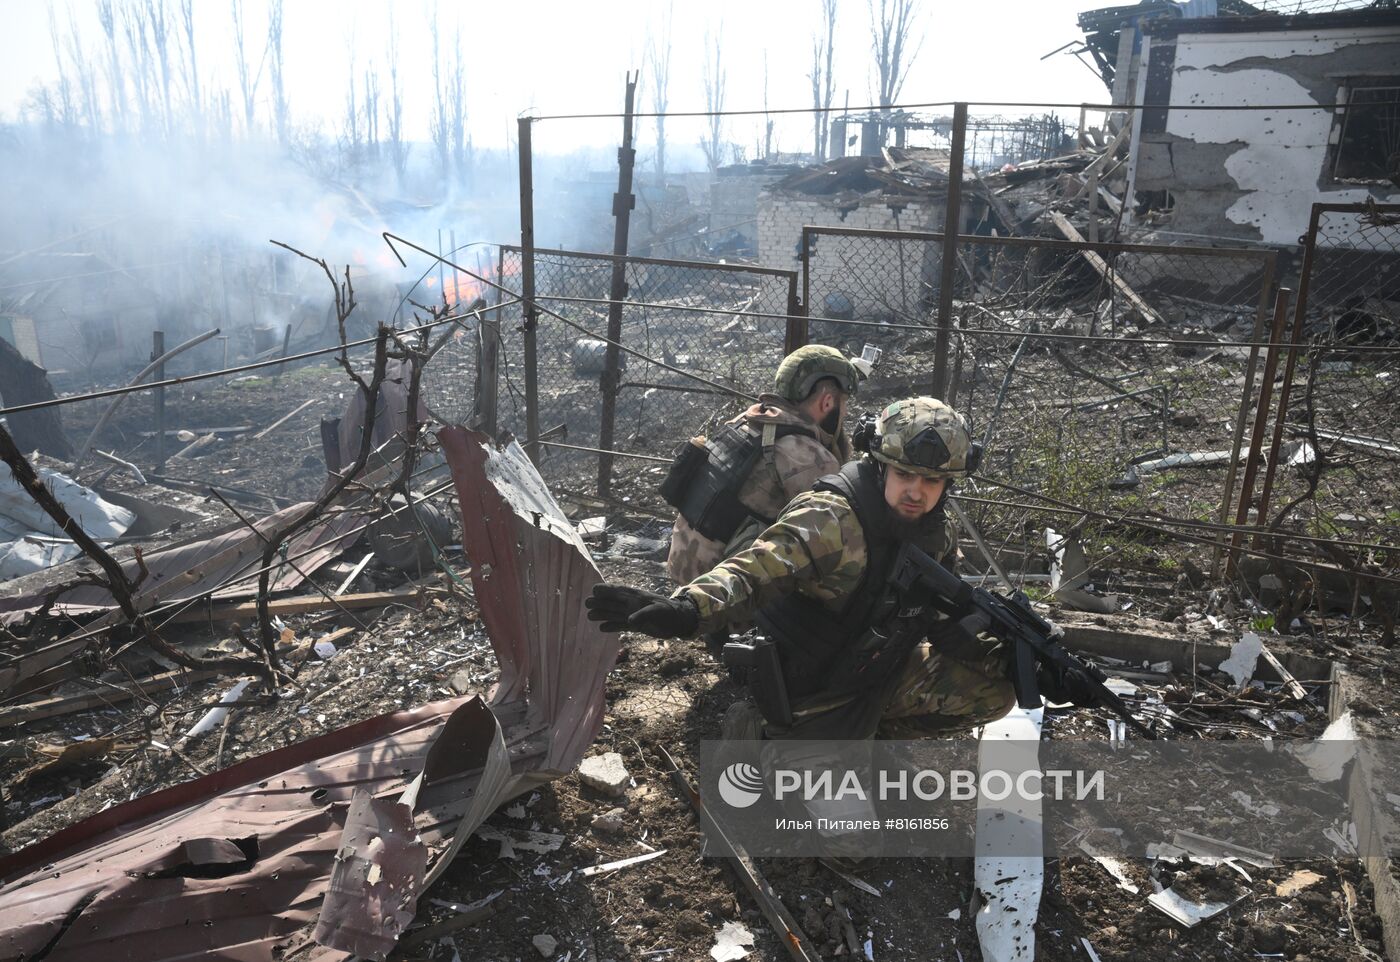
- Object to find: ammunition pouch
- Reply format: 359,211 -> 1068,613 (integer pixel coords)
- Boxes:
660,421 -> 814,544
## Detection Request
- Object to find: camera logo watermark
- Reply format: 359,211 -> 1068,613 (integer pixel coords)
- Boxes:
717,761 -> 765,808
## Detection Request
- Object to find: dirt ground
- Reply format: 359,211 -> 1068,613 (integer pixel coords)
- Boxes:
3,334 -> 1396,960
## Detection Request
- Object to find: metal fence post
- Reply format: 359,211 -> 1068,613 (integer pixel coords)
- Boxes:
597,74 -> 638,500
1254,207 -> 1322,545
1227,287 -> 1292,578
931,102 -> 967,400
476,315 -> 501,437
152,330 -> 166,473
1211,252 -> 1277,579
784,270 -> 805,354
517,117 -> 540,463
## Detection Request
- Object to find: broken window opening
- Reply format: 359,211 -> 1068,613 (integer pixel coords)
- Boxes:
1331,83 -> 1400,184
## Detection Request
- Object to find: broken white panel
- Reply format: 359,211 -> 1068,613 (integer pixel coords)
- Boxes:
709,921 -> 754,961
183,679 -> 253,740
1147,887 -> 1236,927
1219,633 -> 1262,690
0,466 -> 135,578
1077,839 -> 1140,894
974,705 -> 1044,962
1286,711 -> 1356,783
1080,938 -> 1104,962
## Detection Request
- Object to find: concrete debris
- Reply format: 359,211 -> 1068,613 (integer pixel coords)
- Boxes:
591,806 -> 627,835
533,933 -> 559,957
578,751 -> 631,797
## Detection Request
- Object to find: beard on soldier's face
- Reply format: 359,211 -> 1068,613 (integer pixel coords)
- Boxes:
889,511 -> 933,541
820,405 -> 842,435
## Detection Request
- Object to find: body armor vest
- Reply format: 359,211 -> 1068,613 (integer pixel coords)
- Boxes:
660,420 -> 817,543
754,460 -> 947,701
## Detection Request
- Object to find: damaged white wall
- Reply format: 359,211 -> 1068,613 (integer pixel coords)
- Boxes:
1127,18 -> 1400,246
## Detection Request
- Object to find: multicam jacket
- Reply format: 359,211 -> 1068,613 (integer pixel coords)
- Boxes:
674,487 -> 959,635
666,394 -> 852,585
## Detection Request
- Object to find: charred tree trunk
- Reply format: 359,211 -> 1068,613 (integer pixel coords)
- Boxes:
0,338 -> 73,461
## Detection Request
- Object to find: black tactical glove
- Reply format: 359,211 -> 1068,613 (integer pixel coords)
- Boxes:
586,584 -> 700,638
1037,663 -> 1107,709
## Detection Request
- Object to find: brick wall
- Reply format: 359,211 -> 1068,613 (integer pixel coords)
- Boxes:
758,194 -> 945,322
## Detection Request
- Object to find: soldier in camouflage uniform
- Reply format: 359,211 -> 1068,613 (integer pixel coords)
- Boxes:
665,345 -> 859,586
591,396 -> 1016,742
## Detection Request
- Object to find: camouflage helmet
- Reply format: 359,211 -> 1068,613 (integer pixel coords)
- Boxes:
869,397 -> 981,479
773,345 -> 861,403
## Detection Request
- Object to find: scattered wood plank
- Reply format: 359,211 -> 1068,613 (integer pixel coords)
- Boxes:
577,849 -> 667,876
1258,642 -> 1309,700
0,668 -> 221,729
1050,211 -> 1165,326
334,552 -> 375,596
253,399 -> 320,440
166,587 -> 423,625
138,426 -> 253,438
169,432 -> 219,461
1063,124 -> 1131,203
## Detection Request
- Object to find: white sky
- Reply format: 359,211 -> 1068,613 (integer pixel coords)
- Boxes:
0,0 -> 1108,157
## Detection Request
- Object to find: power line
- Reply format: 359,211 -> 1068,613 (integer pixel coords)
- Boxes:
531,292 -> 1400,355
530,98 -> 1368,123
0,302 -> 520,419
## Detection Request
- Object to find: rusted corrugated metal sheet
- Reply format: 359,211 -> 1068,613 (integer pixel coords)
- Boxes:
0,428 -> 616,961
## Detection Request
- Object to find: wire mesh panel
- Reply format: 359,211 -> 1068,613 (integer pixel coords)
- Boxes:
801,225 -> 1289,588
498,246 -> 798,477
1271,204 -> 1400,582
802,227 -> 1272,345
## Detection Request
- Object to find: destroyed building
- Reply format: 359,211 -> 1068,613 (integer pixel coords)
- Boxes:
1081,2 -> 1400,244
1,5 -> 1399,960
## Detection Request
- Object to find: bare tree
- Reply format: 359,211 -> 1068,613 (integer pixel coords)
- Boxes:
96,0 -> 126,132
810,0 -> 837,159
448,26 -> 467,184
146,0 -> 174,135
646,2 -> 673,182
231,0 -> 269,135
699,29 -> 726,174
342,34 -> 360,164
177,0 -> 199,127
385,7 -> 409,186
429,3 -> 449,183
65,14 -> 103,134
46,7 -> 78,130
268,0 -> 288,145
363,68 -> 380,163
868,0 -> 922,145
761,53 -> 773,159
122,3 -> 155,134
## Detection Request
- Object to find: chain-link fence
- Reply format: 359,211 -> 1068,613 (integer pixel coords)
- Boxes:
496,246 -> 799,483
1253,203 -> 1400,603
800,225 -> 1298,588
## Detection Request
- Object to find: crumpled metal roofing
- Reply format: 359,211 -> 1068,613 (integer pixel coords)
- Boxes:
0,427 -> 617,961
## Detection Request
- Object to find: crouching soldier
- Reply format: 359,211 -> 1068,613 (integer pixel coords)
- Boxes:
662,345 -> 860,587
592,397 -> 1017,742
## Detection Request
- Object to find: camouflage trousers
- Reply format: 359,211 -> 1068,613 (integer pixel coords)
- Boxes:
876,642 -> 1017,739
772,640 -> 1014,742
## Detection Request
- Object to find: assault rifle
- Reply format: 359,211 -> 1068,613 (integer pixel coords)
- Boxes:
891,542 -> 1157,740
